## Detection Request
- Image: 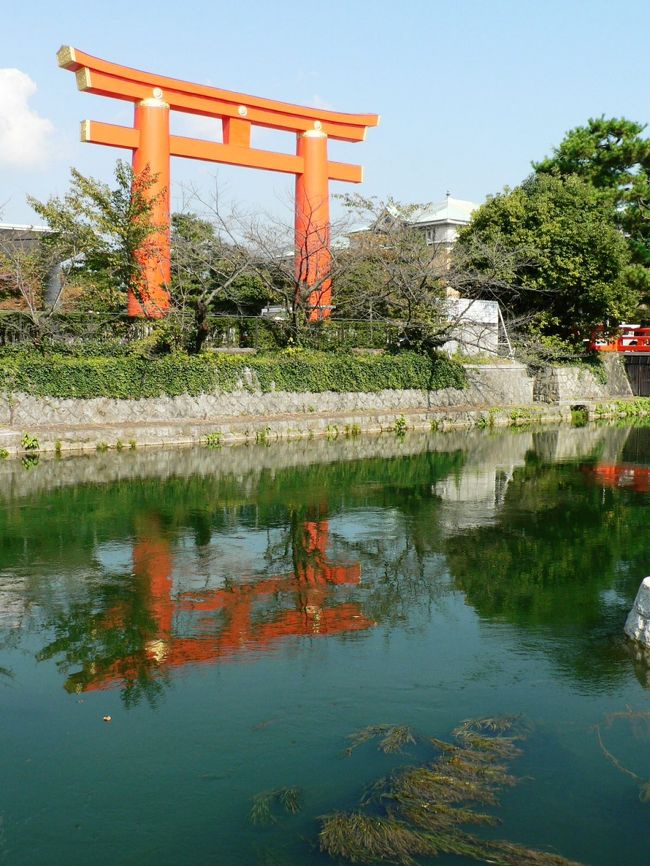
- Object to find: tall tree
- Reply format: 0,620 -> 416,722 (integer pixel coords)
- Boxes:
28,160 -> 163,311
534,117 -> 650,268
454,173 -> 642,346
335,196 -> 448,338
170,211 -> 273,352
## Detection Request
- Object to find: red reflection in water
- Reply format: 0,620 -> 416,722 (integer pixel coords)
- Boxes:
83,514 -> 372,692
582,463 -> 650,493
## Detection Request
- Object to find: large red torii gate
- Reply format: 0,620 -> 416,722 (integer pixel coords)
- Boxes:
57,46 -> 379,319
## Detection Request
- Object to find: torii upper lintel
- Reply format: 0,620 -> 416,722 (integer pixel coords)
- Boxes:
57,46 -> 380,318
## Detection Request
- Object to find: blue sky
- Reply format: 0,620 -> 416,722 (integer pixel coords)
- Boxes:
1,0 -> 649,225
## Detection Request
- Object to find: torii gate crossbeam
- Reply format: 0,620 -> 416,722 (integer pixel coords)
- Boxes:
57,46 -> 379,319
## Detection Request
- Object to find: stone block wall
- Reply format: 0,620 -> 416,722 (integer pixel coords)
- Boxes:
0,357 -> 636,456
0,364 -> 534,429
533,355 -> 632,404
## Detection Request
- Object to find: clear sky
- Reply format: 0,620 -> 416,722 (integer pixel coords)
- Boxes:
1,0 -> 649,226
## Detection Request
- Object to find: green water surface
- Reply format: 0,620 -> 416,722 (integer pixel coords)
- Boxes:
1,424 -> 650,866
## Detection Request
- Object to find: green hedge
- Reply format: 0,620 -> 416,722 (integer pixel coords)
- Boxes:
0,350 -> 467,399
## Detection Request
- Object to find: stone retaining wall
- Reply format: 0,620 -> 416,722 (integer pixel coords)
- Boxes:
0,357 -> 635,455
533,355 -> 633,404
0,363 -> 534,428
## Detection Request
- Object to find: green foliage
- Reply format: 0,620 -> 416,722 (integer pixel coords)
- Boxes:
0,351 -> 467,399
171,212 -> 273,316
20,432 -> 39,451
335,195 -> 449,345
456,173 -> 641,341
204,432 -> 222,448
570,407 -> 589,427
0,232 -> 58,314
28,161 -> 164,311
0,310 -> 399,354
0,448 -> 8,459
394,414 -> 408,437
594,398 -> 650,417
128,317 -> 186,357
534,117 -> 650,273
508,407 -> 535,423
205,315 -> 398,351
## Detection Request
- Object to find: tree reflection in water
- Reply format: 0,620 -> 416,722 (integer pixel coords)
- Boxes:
446,452 -> 650,689
4,430 -> 649,704
36,508 -> 372,705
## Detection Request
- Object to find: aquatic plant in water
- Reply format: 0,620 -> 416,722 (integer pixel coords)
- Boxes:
319,716 -> 584,865
249,786 -> 303,825
346,724 -> 416,756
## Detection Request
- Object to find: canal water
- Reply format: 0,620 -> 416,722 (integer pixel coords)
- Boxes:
1,425 -> 650,866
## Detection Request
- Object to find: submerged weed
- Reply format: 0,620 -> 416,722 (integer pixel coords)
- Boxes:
249,786 -> 303,825
319,715 -> 583,866
346,724 -> 416,756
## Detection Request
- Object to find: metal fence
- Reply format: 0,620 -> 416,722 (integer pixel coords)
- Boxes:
0,311 -> 398,352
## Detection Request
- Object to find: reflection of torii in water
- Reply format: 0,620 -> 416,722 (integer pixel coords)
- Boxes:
82,508 -> 373,692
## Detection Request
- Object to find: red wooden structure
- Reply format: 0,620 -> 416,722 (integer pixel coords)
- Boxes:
589,326 -> 650,353
57,46 -> 379,319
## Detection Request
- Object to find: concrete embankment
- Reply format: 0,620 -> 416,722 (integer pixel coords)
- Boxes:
0,357 -> 639,455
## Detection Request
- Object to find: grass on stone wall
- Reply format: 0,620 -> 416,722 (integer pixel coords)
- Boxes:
594,398 -> 650,417
0,350 -> 467,399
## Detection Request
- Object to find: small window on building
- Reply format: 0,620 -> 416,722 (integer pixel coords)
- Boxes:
425,228 -> 435,245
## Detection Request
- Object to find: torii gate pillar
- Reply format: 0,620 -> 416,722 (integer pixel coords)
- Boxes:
295,130 -> 331,319
130,95 -> 171,317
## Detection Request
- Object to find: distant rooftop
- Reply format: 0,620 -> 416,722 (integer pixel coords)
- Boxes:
410,196 -> 478,226
347,196 -> 479,235
0,223 -> 52,234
